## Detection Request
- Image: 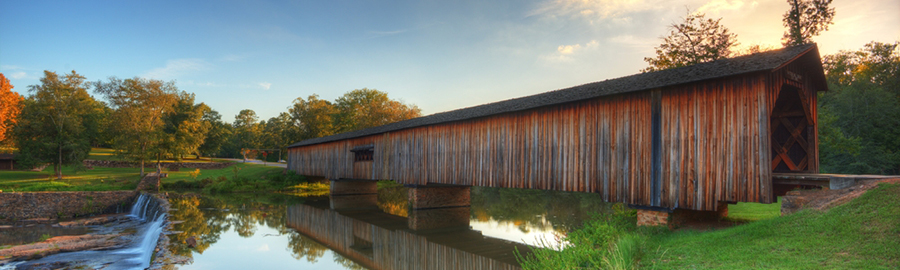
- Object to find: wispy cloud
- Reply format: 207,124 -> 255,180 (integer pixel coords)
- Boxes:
258,82 -> 272,90
256,244 -> 270,252
696,0 -> 756,15
0,65 -> 34,80
529,0 -> 664,22
544,40 -> 600,62
142,59 -> 211,80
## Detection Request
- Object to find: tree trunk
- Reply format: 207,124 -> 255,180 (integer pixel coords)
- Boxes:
57,143 -> 63,180
140,144 -> 145,177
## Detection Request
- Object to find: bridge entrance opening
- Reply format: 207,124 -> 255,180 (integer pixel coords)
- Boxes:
771,84 -> 813,173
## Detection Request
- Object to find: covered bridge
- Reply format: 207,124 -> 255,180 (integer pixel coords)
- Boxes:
287,44 -> 826,217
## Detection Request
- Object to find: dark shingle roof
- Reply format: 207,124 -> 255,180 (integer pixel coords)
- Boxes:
289,44 -> 818,148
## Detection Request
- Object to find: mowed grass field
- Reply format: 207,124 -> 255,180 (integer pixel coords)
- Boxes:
0,148 -> 285,192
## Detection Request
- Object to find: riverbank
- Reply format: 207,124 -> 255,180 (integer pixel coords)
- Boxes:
517,180 -> 900,269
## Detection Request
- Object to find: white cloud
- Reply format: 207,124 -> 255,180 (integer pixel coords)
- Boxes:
256,244 -> 270,252
258,82 -> 272,90
142,59 -> 211,80
9,72 -> 27,79
696,0 -> 756,15
530,0 -> 665,21
545,40 -> 600,62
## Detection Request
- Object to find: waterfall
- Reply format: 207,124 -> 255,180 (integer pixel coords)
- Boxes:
114,193 -> 167,269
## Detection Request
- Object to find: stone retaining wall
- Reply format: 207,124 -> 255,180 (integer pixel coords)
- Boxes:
0,191 -> 137,224
83,160 -> 234,170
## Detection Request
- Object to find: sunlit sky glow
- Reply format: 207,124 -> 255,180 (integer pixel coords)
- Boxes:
2,0 -> 897,122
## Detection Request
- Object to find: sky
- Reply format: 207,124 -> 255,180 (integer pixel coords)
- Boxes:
2,0 -> 898,123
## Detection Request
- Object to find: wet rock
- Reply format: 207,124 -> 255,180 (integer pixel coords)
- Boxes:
0,234 -> 129,262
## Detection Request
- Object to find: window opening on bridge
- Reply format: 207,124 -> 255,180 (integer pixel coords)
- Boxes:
351,144 -> 374,162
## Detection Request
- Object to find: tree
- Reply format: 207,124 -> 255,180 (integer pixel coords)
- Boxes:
642,12 -> 738,72
15,71 -> 96,179
261,112 -> 296,161
198,109 -> 232,158
0,73 -> 23,145
782,0 -> 835,46
162,92 -> 211,160
233,109 -> 261,159
289,94 -> 337,140
818,41 -> 900,174
333,88 -> 421,133
95,77 -> 178,176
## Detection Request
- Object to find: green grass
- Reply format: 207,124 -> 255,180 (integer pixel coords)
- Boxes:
519,183 -> 900,269
0,148 -> 299,193
0,166 -> 142,191
643,183 -> 900,269
725,197 -> 783,222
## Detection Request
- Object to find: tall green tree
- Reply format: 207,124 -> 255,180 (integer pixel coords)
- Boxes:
198,109 -> 232,158
261,112 -> 296,161
162,92 -> 211,160
15,71 -> 96,179
642,12 -> 738,72
333,88 -> 421,133
819,41 -> 900,174
95,77 -> 178,176
289,94 -> 337,140
233,109 -> 262,159
782,0 -> 835,46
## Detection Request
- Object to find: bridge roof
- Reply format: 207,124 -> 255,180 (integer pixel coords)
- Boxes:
288,43 -> 820,148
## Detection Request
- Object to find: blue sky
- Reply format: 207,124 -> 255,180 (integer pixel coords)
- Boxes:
2,0 -> 898,123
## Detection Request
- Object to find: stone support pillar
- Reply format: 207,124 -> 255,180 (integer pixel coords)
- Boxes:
330,179 -> 377,196
407,185 -> 470,210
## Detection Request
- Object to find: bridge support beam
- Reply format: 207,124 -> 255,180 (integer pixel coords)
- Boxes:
330,179 -> 377,195
407,185 -> 470,210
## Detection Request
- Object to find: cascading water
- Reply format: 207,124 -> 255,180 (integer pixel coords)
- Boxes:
114,193 -> 167,269
3,193 -> 167,270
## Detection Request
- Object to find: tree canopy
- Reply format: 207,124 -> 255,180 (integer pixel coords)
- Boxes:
642,12 -> 738,72
782,0 -> 835,46
333,88 -> 421,133
15,71 -> 97,179
95,77 -> 179,176
819,41 -> 900,174
0,73 -> 23,145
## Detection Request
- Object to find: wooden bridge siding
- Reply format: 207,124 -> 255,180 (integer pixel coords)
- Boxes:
765,52 -> 822,174
286,74 -> 812,211
286,204 -> 522,270
289,94 -> 656,205
659,74 -> 773,210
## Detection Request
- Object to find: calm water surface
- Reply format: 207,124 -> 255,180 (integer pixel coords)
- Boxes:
166,186 -> 614,269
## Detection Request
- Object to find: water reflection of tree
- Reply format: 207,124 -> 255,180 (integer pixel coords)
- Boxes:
377,186 -> 408,217
286,232 -> 328,263
333,253 -> 368,270
470,187 -> 615,234
166,193 -> 303,260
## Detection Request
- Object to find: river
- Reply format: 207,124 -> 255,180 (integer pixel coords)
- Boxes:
165,185 -> 615,269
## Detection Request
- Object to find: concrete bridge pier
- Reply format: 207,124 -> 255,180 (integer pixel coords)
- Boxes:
406,185 -> 471,230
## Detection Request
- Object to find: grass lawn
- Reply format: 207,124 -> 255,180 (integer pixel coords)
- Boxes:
725,197 -> 783,222
642,183 -> 900,269
519,183 -> 900,269
0,148 -> 296,192
0,166 -> 143,192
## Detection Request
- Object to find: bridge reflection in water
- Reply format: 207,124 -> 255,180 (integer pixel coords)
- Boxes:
286,195 -> 534,270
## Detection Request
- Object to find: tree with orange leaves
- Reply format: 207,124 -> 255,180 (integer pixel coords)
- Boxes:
0,73 -> 23,144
